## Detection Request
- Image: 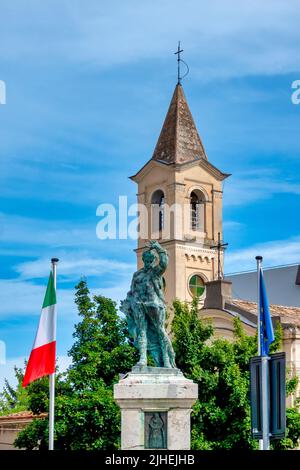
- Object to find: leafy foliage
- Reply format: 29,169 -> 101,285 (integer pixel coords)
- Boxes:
4,283 -> 300,450
172,299 -> 300,450
272,407 -> 300,450
0,366 -> 29,416
14,279 -> 138,450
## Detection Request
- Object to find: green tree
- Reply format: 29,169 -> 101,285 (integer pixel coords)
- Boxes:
14,279 -> 138,450
172,298 -> 300,450
0,366 -> 29,416
6,285 -> 300,449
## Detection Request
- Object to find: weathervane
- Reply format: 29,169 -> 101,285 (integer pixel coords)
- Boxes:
174,41 -> 189,85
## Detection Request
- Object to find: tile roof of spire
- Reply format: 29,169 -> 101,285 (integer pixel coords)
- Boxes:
152,83 -> 207,164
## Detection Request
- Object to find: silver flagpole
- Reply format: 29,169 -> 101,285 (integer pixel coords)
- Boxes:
261,354 -> 270,450
49,258 -> 59,451
256,255 -> 270,451
256,256 -> 263,451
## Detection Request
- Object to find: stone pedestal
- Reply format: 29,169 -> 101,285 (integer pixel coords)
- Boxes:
114,366 -> 198,450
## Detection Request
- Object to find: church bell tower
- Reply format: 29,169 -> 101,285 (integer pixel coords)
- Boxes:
130,82 -> 230,307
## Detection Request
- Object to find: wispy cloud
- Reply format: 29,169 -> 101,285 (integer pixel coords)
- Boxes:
223,220 -> 245,231
225,235 -> 300,273
0,212 -> 136,262
14,256 -> 135,281
1,0 -> 300,365
2,1 -> 300,79
0,273 -> 131,322
1,1 -> 300,211
0,355 -> 72,390
0,279 -> 75,318
223,170 -> 300,207
0,210 -> 134,320
0,213 -> 95,248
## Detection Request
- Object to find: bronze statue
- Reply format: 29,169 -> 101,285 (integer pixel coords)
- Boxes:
120,240 -> 176,368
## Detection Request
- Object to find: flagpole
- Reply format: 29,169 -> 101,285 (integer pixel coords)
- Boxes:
256,255 -> 270,451
49,257 -> 59,451
256,256 -> 262,357
261,355 -> 270,450
256,256 -> 263,450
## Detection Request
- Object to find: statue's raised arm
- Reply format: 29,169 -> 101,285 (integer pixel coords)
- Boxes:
146,240 -> 168,276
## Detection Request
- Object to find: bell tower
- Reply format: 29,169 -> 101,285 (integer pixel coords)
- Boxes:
130,83 -> 230,307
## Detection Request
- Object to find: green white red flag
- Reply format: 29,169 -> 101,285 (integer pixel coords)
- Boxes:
22,272 -> 57,387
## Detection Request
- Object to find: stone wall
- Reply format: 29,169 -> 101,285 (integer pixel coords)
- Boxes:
0,412 -> 45,450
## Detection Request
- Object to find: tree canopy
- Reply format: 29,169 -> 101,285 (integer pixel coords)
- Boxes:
13,279 -> 138,450
172,298 -> 300,449
1,280 -> 298,450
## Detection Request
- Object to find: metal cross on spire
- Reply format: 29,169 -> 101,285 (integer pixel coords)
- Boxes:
210,232 -> 228,281
174,41 -> 189,85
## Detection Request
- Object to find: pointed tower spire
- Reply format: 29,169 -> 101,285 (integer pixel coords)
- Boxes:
152,84 -> 207,165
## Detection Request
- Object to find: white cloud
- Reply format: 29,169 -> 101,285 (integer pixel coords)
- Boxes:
223,220 -> 244,231
57,355 -> 72,374
225,235 -> 300,273
0,357 -> 25,391
0,213 -> 95,248
14,256 -> 135,282
0,213 -> 136,261
0,279 -> 75,318
0,212 -> 135,318
223,171 -> 300,207
92,282 -> 130,308
0,355 -> 72,391
1,1 -> 300,211
0,257 -> 132,319
1,1 -> 300,79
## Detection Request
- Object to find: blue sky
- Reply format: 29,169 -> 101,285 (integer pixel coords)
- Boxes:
1,0 -> 300,387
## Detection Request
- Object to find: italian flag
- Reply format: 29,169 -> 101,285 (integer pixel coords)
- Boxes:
23,272 -> 57,387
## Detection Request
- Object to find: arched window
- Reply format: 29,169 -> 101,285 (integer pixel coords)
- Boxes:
151,190 -> 165,232
190,190 -> 205,231
189,274 -> 205,298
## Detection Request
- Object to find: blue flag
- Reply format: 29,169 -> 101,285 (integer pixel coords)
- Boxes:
259,268 -> 275,356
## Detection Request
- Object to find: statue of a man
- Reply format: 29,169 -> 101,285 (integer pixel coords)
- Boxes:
120,240 -> 176,368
